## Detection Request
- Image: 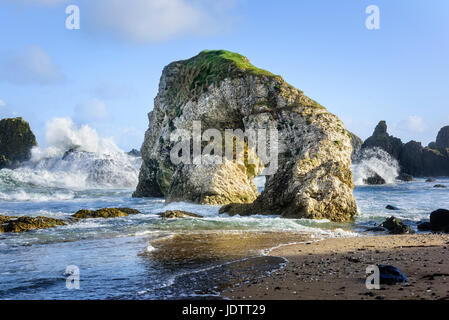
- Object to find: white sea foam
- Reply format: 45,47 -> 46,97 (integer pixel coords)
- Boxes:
0,118 -> 141,199
352,148 -> 400,186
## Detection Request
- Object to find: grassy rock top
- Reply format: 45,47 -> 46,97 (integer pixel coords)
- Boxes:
163,50 -> 291,109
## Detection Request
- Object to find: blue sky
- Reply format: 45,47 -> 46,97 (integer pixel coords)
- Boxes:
0,0 -> 448,151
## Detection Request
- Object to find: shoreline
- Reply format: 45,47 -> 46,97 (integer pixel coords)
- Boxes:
222,234 -> 449,300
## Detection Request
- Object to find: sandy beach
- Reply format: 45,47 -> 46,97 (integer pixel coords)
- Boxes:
222,234 -> 449,300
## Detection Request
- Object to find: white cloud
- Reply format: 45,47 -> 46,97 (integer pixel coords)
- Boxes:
85,0 -> 237,43
406,115 -> 426,133
0,99 -> 5,107
0,46 -> 65,85
74,99 -> 110,124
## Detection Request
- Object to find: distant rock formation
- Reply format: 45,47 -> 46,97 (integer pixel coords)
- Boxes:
0,117 -> 37,169
134,50 -> 357,222
349,132 -> 363,161
360,121 -> 449,177
127,149 -> 141,157
362,121 -> 403,159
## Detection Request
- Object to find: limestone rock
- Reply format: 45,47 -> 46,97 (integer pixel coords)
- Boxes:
134,50 -> 357,222
159,210 -> 203,219
0,117 -> 37,169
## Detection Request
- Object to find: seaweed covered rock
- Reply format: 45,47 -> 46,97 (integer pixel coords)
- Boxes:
72,208 -> 140,219
159,210 -> 203,219
134,50 -> 357,222
380,216 -> 414,234
0,215 -> 66,233
0,117 -> 37,169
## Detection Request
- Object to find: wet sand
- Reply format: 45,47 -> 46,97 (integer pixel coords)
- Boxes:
222,234 -> 449,300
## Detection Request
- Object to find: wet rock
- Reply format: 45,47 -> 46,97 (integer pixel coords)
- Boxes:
378,265 -> 409,285
417,221 -> 431,231
430,209 -> 449,232
0,117 -> 38,169
380,216 -> 414,234
159,210 -> 203,219
362,121 -> 404,159
363,173 -> 386,185
396,173 -> 413,182
72,208 -> 140,219
0,215 -> 66,233
426,178 -> 436,183
386,205 -> 400,211
433,184 -> 446,188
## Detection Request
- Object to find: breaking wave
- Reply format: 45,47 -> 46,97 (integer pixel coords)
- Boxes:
0,118 -> 141,201
352,148 -> 400,186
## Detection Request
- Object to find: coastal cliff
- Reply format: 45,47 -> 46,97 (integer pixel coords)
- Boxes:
134,50 -> 357,222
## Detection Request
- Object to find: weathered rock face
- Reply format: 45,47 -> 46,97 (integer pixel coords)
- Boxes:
0,117 -> 37,169
134,50 -> 357,222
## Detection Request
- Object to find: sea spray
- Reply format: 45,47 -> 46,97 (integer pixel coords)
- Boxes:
352,148 -> 400,186
0,118 -> 141,201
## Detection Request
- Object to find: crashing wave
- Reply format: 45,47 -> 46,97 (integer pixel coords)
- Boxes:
0,118 -> 141,200
352,148 -> 400,186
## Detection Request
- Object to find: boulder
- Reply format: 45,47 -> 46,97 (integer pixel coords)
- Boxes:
159,210 -> 203,219
396,173 -> 413,182
378,265 -> 409,285
363,173 -> 386,185
72,207 -> 140,219
134,50 -> 357,222
430,209 -> 449,232
386,205 -> 400,211
380,216 -> 414,234
417,221 -> 431,231
0,117 -> 37,169
433,184 -> 446,188
0,215 -> 66,233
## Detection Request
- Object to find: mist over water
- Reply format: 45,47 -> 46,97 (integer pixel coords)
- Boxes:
352,148 -> 400,186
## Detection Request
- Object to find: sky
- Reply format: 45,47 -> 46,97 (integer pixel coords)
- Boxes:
0,0 -> 448,151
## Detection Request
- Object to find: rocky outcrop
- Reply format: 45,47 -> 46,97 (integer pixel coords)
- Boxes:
0,117 -> 37,169
430,209 -> 449,232
363,173 -> 386,185
0,215 -> 66,233
349,132 -> 363,161
360,121 -> 449,177
362,121 -> 403,159
159,210 -> 203,219
134,50 -> 357,222
72,207 -> 140,219
380,216 -> 414,234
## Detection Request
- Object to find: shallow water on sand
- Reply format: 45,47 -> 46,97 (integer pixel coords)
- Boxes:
1,166 -> 448,299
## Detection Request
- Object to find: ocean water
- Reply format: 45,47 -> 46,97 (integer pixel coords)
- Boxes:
0,120 -> 448,299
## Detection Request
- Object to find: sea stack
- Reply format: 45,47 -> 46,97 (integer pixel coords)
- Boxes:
0,117 -> 37,169
134,50 -> 357,222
